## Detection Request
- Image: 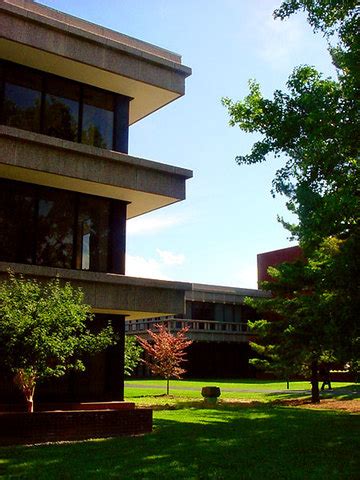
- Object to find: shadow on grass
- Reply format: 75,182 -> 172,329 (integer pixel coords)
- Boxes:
127,385 -> 358,411
320,384 -> 360,400
1,406 -> 359,480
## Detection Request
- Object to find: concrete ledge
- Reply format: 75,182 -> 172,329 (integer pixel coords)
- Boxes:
187,283 -> 269,303
0,126 -> 193,218
0,408 -> 153,445
0,1 -> 192,123
3,0 -> 183,64
0,263 -> 190,318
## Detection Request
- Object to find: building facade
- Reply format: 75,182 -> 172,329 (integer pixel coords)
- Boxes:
257,246 -> 303,284
127,283 -> 267,378
0,0 -> 192,403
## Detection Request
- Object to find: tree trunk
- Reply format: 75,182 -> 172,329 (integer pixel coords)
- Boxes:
166,379 -> 170,395
25,384 -> 35,412
311,360 -> 320,403
286,379 -> 290,390
14,370 -> 36,413
27,397 -> 34,413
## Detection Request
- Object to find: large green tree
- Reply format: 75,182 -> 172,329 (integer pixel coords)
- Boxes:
0,272 -> 114,411
223,0 -> 359,402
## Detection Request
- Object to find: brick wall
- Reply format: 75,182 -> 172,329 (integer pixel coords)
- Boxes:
0,408 -> 152,446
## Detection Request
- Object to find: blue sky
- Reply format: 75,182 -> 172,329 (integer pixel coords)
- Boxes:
41,0 -> 336,288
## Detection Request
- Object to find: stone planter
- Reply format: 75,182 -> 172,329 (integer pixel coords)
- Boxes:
201,386 -> 221,405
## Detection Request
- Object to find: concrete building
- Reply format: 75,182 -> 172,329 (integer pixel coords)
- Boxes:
0,0 -> 193,403
127,283 -> 267,378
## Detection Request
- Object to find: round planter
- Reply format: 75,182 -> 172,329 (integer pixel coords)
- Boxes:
201,386 -> 221,404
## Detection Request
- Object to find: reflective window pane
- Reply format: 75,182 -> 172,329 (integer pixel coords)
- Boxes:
77,196 -> 110,271
36,189 -> 75,268
1,62 -> 125,152
0,179 -> 127,273
44,76 -> 80,142
82,87 -> 114,149
3,64 -> 42,131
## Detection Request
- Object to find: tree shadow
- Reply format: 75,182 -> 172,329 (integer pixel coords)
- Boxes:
1,405 -> 359,480
319,384 -> 360,400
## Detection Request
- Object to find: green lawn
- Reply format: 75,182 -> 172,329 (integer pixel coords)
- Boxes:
126,378 -> 318,390
1,405 -> 359,479
1,381 -> 358,479
124,379 -> 358,407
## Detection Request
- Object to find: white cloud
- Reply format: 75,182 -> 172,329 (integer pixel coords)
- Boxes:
156,249 -> 185,266
127,214 -> 184,236
126,254 -> 169,280
126,249 -> 186,280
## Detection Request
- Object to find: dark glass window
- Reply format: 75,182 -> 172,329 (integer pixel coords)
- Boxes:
214,304 -> 224,322
36,189 -> 75,269
224,304 -> 234,323
1,61 -> 129,153
234,305 -> 242,323
0,179 -> 126,273
44,76 -> 80,142
3,64 -> 42,132
77,196 -> 110,271
191,302 -> 215,321
82,87 -> 114,149
0,181 -> 35,264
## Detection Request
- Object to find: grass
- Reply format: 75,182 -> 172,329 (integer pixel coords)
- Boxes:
124,379 -> 358,407
126,378 -> 320,390
1,405 -> 359,479
1,381 -> 358,479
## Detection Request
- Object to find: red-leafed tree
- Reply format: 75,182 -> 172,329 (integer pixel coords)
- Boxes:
137,323 -> 192,395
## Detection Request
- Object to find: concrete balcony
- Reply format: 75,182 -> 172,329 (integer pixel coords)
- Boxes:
0,263 -> 191,320
0,0 -> 191,124
126,318 -> 251,343
0,126 -> 193,218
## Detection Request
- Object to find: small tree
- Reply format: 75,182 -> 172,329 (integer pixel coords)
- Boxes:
124,336 -> 143,376
0,272 -> 114,412
137,323 -> 192,395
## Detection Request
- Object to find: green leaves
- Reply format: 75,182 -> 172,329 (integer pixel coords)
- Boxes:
124,336 -> 143,376
0,271 -> 114,404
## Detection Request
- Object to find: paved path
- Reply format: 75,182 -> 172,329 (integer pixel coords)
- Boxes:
124,383 -> 310,394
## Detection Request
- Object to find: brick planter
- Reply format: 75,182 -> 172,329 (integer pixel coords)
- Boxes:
0,407 -> 152,446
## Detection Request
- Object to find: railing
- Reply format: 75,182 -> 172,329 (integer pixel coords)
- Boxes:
126,318 -> 250,335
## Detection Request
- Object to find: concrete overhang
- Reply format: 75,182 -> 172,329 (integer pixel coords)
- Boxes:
0,126 -> 193,218
0,0 -> 192,124
186,283 -> 269,304
0,262 -> 191,320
